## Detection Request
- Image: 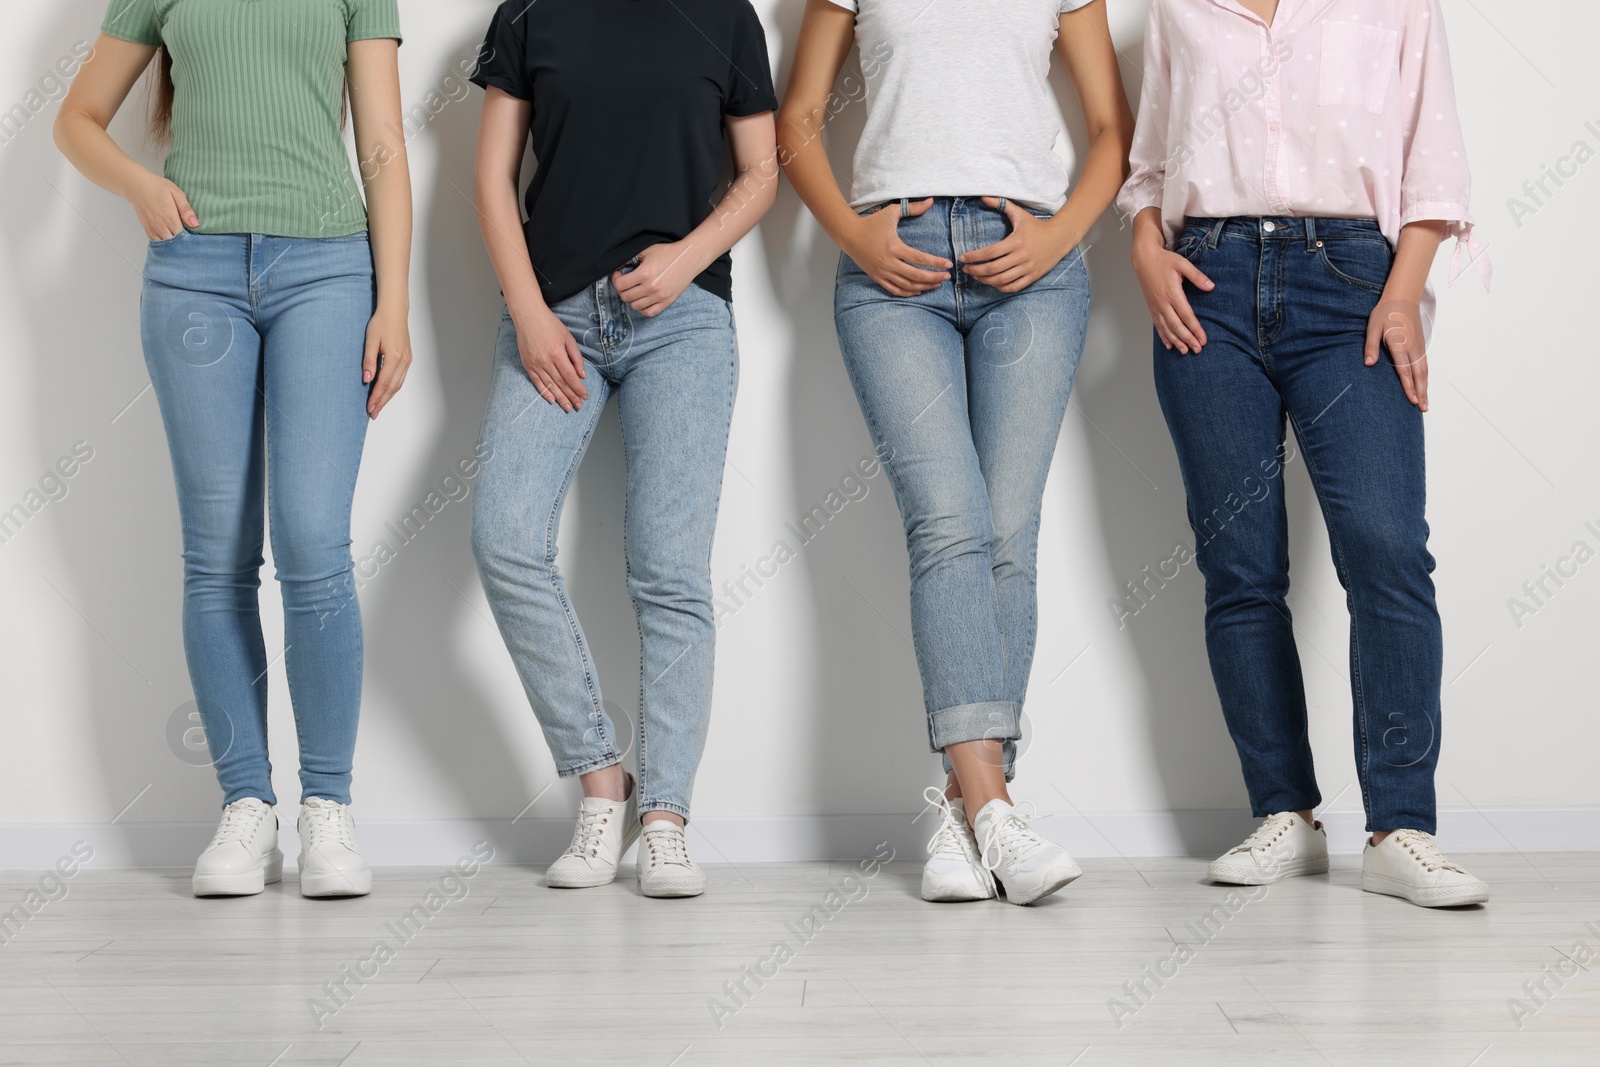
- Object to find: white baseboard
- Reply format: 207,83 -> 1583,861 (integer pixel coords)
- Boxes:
4,806 -> 1597,870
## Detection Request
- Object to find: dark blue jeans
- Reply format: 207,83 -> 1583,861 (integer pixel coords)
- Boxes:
1153,216 -> 1441,834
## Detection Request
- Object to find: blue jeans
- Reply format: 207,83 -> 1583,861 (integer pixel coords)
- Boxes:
833,197 -> 1091,779
141,231 -> 375,807
471,281 -> 738,821
1155,216 -> 1442,834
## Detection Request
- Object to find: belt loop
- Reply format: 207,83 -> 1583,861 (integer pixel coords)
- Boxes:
994,197 -> 1009,214
1305,217 -> 1318,250
1206,217 -> 1226,248
898,197 -> 911,219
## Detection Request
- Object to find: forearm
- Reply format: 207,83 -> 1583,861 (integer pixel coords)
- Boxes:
677,155 -> 781,276
1051,121 -> 1133,242
53,109 -> 155,202
476,176 -> 547,323
363,153 -> 412,313
778,107 -> 860,250
1384,220 -> 1446,301
1132,206 -> 1167,252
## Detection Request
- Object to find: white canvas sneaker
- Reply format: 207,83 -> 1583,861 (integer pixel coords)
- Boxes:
920,787 -> 995,903
547,790 -> 640,888
297,797 -> 372,898
1362,829 -> 1489,907
1208,812 -> 1329,885
193,798 -> 282,897
973,799 -> 1081,906
636,822 -> 706,898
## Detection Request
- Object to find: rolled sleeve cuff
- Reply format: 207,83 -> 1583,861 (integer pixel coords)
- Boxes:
1116,178 -> 1165,229
928,700 -> 1019,754
1402,201 -> 1490,290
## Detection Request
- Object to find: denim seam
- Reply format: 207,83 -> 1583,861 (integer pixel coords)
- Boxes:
553,752 -> 623,779
1284,403 -> 1372,827
1314,246 -> 1389,293
928,699 -> 1020,752
542,387 -> 614,761
639,799 -> 691,822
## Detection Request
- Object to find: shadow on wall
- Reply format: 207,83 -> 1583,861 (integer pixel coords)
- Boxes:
5,6 -> 213,841
355,21 -> 537,835
1041,31 -> 1345,846
760,0 -> 934,824
8,2 -> 1343,858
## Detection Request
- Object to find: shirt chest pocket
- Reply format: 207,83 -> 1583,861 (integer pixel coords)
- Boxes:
1318,22 -> 1399,115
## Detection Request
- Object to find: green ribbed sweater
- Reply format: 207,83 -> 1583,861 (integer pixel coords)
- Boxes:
101,0 -> 402,238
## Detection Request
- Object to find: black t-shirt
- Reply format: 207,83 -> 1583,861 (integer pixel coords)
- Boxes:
471,0 -> 777,305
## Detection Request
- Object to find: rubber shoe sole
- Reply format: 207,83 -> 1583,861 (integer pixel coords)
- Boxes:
638,867 -> 706,898
998,858 -> 1083,906
193,849 -> 283,898
300,863 -> 373,898
547,820 -> 642,889
1208,853 -> 1330,886
920,876 -> 996,903
1361,871 -> 1489,907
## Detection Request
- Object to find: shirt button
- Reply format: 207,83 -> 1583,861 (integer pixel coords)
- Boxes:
1262,221 -> 1277,233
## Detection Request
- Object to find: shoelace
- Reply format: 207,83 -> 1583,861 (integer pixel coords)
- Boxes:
302,801 -> 356,849
923,786 -> 970,860
564,805 -> 614,859
1388,829 -> 1465,874
979,803 -> 1044,873
1229,812 -> 1299,856
644,827 -> 691,870
211,801 -> 270,844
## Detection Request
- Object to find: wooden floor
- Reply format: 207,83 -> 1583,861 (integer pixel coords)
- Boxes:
1,854 -> 1597,1066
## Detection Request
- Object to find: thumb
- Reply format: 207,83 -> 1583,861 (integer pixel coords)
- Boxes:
171,187 -> 199,228
362,327 -> 381,385
902,197 -> 936,218
982,196 -> 1027,226
1363,311 -> 1384,367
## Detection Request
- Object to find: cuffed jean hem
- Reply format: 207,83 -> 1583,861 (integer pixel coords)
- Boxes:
928,700 -> 1020,753
639,800 -> 691,823
552,752 -> 623,779
1367,812 -> 1438,836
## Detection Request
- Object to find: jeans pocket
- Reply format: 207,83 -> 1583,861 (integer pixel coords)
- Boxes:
1316,238 -> 1392,292
1174,229 -> 1207,263
148,229 -> 191,248
1318,22 -> 1398,114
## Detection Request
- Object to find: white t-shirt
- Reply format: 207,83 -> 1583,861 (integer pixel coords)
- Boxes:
826,0 -> 1095,212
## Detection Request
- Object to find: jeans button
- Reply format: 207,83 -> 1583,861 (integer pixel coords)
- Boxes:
1262,220 -> 1277,233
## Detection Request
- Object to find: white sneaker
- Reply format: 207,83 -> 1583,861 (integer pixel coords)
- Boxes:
920,787 -> 995,903
297,797 -> 372,898
1208,812 -> 1329,885
547,790 -> 639,888
973,799 -> 1081,906
193,798 -> 282,897
636,822 -> 706,898
1362,829 -> 1489,907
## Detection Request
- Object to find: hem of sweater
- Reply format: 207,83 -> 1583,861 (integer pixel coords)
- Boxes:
188,221 -> 371,240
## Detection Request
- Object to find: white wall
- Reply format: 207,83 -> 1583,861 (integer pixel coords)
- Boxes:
2,1 -> 1596,866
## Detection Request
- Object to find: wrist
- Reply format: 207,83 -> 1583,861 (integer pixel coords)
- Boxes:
1379,283 -> 1425,304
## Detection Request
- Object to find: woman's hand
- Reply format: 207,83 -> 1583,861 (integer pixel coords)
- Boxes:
363,303 -> 412,419
1131,229 -> 1214,354
959,198 -> 1080,293
130,171 -> 198,240
612,241 -> 700,317
1366,296 -> 1429,412
513,305 -> 588,413
840,199 -> 952,297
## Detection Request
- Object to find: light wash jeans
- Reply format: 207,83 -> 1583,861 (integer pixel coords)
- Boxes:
141,230 -> 375,807
471,280 -> 738,821
833,197 -> 1091,779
